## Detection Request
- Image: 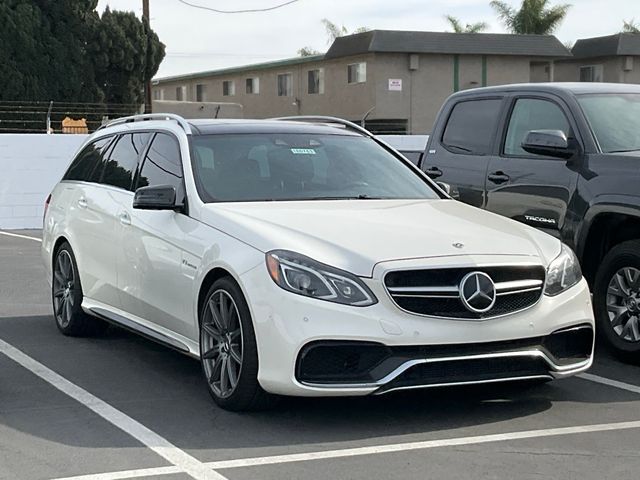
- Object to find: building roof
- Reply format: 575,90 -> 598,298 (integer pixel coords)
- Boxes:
154,54 -> 324,84
571,33 -> 640,59
325,30 -> 572,59
154,30 -> 573,84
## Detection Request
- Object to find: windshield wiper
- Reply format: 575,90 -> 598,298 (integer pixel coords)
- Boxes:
302,195 -> 385,200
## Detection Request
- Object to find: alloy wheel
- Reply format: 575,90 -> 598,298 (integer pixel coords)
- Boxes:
606,266 -> 640,342
201,289 -> 244,398
53,250 -> 76,329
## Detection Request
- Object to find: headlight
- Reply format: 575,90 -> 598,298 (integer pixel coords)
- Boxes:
544,244 -> 582,296
266,250 -> 377,306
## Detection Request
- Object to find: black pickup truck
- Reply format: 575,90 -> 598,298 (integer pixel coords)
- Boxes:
420,83 -> 640,360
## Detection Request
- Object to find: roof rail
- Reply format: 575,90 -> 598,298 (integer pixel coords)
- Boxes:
271,116 -> 373,137
97,113 -> 192,134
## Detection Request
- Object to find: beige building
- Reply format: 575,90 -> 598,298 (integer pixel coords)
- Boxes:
152,30 -> 571,134
555,33 -> 640,84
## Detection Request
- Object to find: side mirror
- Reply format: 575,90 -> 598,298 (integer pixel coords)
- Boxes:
133,185 -> 177,210
436,181 -> 451,195
521,130 -> 574,159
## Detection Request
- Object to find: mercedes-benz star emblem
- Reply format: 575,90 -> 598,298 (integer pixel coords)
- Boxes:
460,271 -> 496,313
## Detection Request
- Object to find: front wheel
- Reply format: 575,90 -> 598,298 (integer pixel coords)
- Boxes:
593,240 -> 640,363
199,277 -> 276,411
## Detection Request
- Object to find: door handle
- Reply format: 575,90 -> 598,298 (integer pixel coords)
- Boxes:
77,197 -> 88,209
119,212 -> 131,226
488,171 -> 510,184
425,166 -> 443,178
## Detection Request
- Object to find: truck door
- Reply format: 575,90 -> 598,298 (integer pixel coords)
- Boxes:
484,95 -> 580,240
421,97 -> 503,208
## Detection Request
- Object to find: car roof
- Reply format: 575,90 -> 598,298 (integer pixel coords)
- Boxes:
94,118 -> 364,138
187,119 -> 362,136
449,82 -> 640,99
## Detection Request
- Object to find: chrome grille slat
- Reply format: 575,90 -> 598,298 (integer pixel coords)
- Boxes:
384,265 -> 545,319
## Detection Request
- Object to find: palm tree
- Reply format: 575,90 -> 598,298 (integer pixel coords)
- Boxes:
445,15 -> 489,33
622,19 -> 640,33
321,19 -> 369,44
299,19 -> 369,56
490,0 -> 571,35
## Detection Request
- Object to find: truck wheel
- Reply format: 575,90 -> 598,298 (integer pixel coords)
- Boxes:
593,240 -> 640,362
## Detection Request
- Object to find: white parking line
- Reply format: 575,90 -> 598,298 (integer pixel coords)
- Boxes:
579,373 -> 640,394
0,230 -> 42,242
0,338 -> 227,480
53,419 -> 640,480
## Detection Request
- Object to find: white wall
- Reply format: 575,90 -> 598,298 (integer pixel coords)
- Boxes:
0,134 -> 87,229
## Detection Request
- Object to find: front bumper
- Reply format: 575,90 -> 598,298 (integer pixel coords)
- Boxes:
240,262 -> 595,397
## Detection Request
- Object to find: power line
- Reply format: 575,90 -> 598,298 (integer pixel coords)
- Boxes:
175,0 -> 301,14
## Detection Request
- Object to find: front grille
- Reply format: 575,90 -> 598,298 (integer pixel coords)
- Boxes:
385,265 -> 545,319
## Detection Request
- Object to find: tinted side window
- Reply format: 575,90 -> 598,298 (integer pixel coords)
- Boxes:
441,99 -> 502,155
137,133 -> 184,199
63,137 -> 112,182
504,98 -> 570,156
101,133 -> 151,190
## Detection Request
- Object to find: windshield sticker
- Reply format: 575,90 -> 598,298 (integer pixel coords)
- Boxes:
290,148 -> 316,155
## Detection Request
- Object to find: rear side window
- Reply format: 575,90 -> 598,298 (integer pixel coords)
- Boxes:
63,137 -> 112,182
102,133 -> 151,190
136,133 -> 184,199
441,99 -> 502,155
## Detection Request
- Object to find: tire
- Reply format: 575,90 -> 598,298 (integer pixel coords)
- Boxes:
199,277 -> 276,411
52,242 -> 107,337
593,240 -> 640,363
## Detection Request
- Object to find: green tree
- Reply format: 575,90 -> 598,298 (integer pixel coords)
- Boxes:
0,1 -> 164,117
91,7 -> 165,110
297,46 -> 322,57
490,0 -> 571,34
445,15 -> 489,33
298,18 -> 369,56
623,19 -> 640,33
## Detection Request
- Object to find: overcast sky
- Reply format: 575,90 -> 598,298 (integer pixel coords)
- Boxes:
97,0 -> 636,79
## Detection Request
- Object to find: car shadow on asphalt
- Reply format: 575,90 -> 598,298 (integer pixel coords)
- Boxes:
1,314 -> 639,453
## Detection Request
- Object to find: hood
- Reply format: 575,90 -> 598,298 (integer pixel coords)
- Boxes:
200,199 -> 561,277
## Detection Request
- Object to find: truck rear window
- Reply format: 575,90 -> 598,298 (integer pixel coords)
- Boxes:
442,99 -> 502,155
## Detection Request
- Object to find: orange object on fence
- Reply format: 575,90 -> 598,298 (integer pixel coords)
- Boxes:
61,117 -> 89,134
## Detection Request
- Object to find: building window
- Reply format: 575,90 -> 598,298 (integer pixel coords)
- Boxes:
348,62 -> 366,84
308,69 -> 324,94
246,77 -> 260,94
176,85 -> 187,101
152,89 -> 165,101
580,65 -> 603,82
223,80 -> 235,96
277,73 -> 293,96
196,84 -> 207,102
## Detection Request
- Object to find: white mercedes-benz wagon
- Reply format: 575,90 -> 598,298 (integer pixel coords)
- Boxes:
42,114 -> 594,410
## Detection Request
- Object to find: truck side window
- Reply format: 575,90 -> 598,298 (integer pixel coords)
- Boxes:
504,98 -> 570,156
441,99 -> 502,155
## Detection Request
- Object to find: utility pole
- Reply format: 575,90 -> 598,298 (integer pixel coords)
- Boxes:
143,0 -> 152,113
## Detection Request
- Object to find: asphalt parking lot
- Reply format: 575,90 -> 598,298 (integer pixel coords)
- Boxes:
1,229 -> 640,480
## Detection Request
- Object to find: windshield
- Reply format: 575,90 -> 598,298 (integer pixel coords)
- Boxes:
189,133 -> 439,202
578,93 -> 640,153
